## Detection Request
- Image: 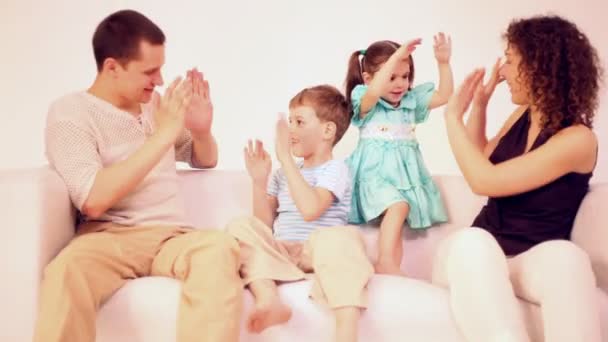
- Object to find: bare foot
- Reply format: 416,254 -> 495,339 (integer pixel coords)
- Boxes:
374,261 -> 406,276
247,297 -> 292,333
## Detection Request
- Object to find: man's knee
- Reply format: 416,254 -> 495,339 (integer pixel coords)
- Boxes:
191,230 -> 240,263
42,243 -> 94,287
225,216 -> 258,235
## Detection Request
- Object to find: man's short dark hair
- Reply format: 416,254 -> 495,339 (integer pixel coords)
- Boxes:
92,10 -> 165,71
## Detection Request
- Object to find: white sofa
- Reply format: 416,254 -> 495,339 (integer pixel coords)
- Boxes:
1,167 -> 607,341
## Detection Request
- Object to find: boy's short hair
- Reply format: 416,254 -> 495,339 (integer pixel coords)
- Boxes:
289,85 -> 350,145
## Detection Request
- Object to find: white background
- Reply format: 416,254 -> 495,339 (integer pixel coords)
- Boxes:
1,0 -> 606,181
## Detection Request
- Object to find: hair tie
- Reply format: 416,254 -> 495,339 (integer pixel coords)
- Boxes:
359,49 -> 367,56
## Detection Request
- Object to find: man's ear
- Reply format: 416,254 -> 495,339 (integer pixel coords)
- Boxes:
101,57 -> 121,78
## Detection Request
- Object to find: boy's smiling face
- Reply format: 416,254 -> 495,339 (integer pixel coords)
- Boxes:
287,105 -> 333,158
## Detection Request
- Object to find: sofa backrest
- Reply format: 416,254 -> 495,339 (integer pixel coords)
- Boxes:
177,170 -> 486,231
177,169 -> 607,287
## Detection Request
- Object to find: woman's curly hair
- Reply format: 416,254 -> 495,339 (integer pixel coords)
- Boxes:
504,15 -> 603,132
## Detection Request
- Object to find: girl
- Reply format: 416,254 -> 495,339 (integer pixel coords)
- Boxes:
345,34 -> 453,275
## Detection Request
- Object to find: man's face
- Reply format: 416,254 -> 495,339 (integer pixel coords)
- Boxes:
113,40 -> 165,104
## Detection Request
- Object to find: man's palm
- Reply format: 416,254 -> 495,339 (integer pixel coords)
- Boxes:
185,69 -> 213,135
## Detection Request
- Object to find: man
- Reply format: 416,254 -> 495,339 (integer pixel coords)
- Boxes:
34,9 -> 242,342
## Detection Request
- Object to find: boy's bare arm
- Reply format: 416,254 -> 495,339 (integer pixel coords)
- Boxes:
244,139 -> 277,228
280,157 -> 334,222
252,183 -> 278,228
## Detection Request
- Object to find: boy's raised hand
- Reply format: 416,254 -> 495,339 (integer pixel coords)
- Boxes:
244,139 -> 272,186
275,113 -> 292,163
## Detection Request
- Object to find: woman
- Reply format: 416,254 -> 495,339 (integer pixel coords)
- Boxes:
435,15 -> 603,342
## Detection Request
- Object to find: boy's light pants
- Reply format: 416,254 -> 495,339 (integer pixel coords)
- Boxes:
226,216 -> 374,309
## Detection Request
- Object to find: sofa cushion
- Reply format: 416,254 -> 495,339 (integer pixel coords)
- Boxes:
571,183 -> 608,291
97,275 -> 466,342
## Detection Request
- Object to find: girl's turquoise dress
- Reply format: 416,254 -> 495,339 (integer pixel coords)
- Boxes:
346,83 -> 448,229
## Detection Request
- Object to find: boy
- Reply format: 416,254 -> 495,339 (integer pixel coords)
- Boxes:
227,85 -> 374,342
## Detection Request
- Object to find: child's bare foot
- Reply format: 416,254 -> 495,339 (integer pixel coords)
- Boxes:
247,297 -> 292,333
374,261 -> 406,276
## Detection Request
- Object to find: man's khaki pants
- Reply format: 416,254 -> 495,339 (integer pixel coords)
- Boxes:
33,222 -> 243,342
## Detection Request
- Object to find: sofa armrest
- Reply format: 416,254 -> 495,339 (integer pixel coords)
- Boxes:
572,182 -> 608,292
0,167 -> 75,341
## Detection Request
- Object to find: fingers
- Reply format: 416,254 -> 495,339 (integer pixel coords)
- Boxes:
178,87 -> 193,115
184,68 -> 204,97
275,113 -> 289,154
276,112 -> 288,127
158,75 -> 194,120
168,76 -> 190,103
488,57 -> 504,87
244,139 -> 254,164
151,91 -> 161,110
247,139 -> 254,156
450,68 -> 485,115
434,32 -> 450,47
203,79 -> 210,101
434,32 -> 446,45
190,68 -> 210,101
243,145 -> 250,163
474,79 -> 484,97
245,139 -> 267,160
194,68 -> 202,96
162,77 -> 182,103
469,69 -> 486,95
406,38 -> 422,47
459,70 -> 477,93
174,78 -> 193,112
460,68 -> 485,99
187,69 -> 194,91
199,70 -> 209,101
434,32 -> 441,45
405,38 -> 422,53
175,77 -> 191,98
188,69 -> 196,95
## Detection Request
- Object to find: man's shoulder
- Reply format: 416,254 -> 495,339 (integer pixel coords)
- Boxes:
47,91 -> 105,123
47,92 -> 91,123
